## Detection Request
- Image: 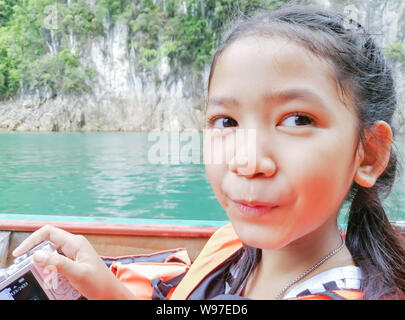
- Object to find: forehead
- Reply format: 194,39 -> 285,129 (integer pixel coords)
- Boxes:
208,36 -> 353,111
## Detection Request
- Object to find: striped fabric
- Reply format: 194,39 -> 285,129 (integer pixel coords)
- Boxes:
282,266 -> 362,299
225,262 -> 362,299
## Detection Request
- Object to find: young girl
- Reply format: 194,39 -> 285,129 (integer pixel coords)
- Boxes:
12,4 -> 405,300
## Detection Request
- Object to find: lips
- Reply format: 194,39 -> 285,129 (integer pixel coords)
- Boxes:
221,172 -> 288,218
231,199 -> 279,217
233,200 -> 278,207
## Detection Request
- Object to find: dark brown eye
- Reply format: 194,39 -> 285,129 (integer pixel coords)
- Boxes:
208,116 -> 238,129
280,113 -> 315,127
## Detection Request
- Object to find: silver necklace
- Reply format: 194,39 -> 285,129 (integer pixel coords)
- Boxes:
273,234 -> 345,300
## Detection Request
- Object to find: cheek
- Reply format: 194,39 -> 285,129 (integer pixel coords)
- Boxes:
203,130 -> 236,165
284,136 -> 356,214
204,163 -> 230,211
203,131 -> 234,192
204,163 -> 223,188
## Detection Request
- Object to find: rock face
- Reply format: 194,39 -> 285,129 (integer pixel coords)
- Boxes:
0,20 -> 207,132
0,14 -> 208,132
0,0 -> 404,132
316,0 -> 405,133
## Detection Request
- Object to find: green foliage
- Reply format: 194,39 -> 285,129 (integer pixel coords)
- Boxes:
0,0 -> 18,27
0,27 -> 20,96
24,49 -> 94,94
128,0 -> 286,73
130,2 -> 167,70
0,0 -> 98,98
60,1 -> 100,35
0,0 -> 288,99
385,42 -> 405,67
169,14 -> 214,72
94,0 -> 129,23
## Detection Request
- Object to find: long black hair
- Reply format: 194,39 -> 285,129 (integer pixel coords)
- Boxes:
207,4 -> 405,299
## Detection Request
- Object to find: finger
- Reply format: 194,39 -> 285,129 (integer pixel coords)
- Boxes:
12,225 -> 58,256
12,225 -> 75,257
32,250 -> 84,284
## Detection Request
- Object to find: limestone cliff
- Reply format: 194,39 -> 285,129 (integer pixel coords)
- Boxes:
0,0 -> 404,132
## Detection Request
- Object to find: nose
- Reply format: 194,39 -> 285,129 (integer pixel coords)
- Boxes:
228,134 -> 277,179
229,156 -> 276,178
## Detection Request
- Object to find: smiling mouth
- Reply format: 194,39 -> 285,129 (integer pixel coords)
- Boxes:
231,199 -> 279,217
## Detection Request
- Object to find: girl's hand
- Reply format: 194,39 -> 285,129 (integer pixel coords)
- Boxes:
12,225 -> 136,300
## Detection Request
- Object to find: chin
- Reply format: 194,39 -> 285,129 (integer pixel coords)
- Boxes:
231,220 -> 292,250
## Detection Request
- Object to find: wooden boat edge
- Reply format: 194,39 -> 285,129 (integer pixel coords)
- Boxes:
1,216 -> 404,268
0,215 -> 227,267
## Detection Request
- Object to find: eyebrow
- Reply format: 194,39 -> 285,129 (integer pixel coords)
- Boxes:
207,89 -> 327,110
207,96 -> 240,108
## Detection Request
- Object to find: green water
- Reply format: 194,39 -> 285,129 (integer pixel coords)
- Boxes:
0,132 -> 404,222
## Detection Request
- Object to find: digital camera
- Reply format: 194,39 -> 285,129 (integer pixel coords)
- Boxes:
0,241 -> 84,300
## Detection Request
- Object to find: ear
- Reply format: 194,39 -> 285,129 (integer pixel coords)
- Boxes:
354,121 -> 393,188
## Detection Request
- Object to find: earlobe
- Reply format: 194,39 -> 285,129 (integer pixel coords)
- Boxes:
354,169 -> 375,188
353,121 -> 393,188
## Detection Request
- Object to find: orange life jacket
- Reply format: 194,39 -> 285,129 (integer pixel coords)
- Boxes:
107,224 -> 364,300
170,224 -> 243,300
105,248 -> 192,300
170,224 -> 364,300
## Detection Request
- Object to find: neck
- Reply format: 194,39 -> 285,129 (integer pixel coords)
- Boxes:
241,221 -> 355,299
262,223 -> 343,272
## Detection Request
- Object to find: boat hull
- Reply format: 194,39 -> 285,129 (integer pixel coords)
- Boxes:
0,214 -> 227,267
0,215 -> 404,268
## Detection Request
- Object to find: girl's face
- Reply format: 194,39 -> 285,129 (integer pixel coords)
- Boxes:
204,36 -> 363,250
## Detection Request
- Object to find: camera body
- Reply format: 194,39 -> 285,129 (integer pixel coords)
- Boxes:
0,241 -> 83,300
